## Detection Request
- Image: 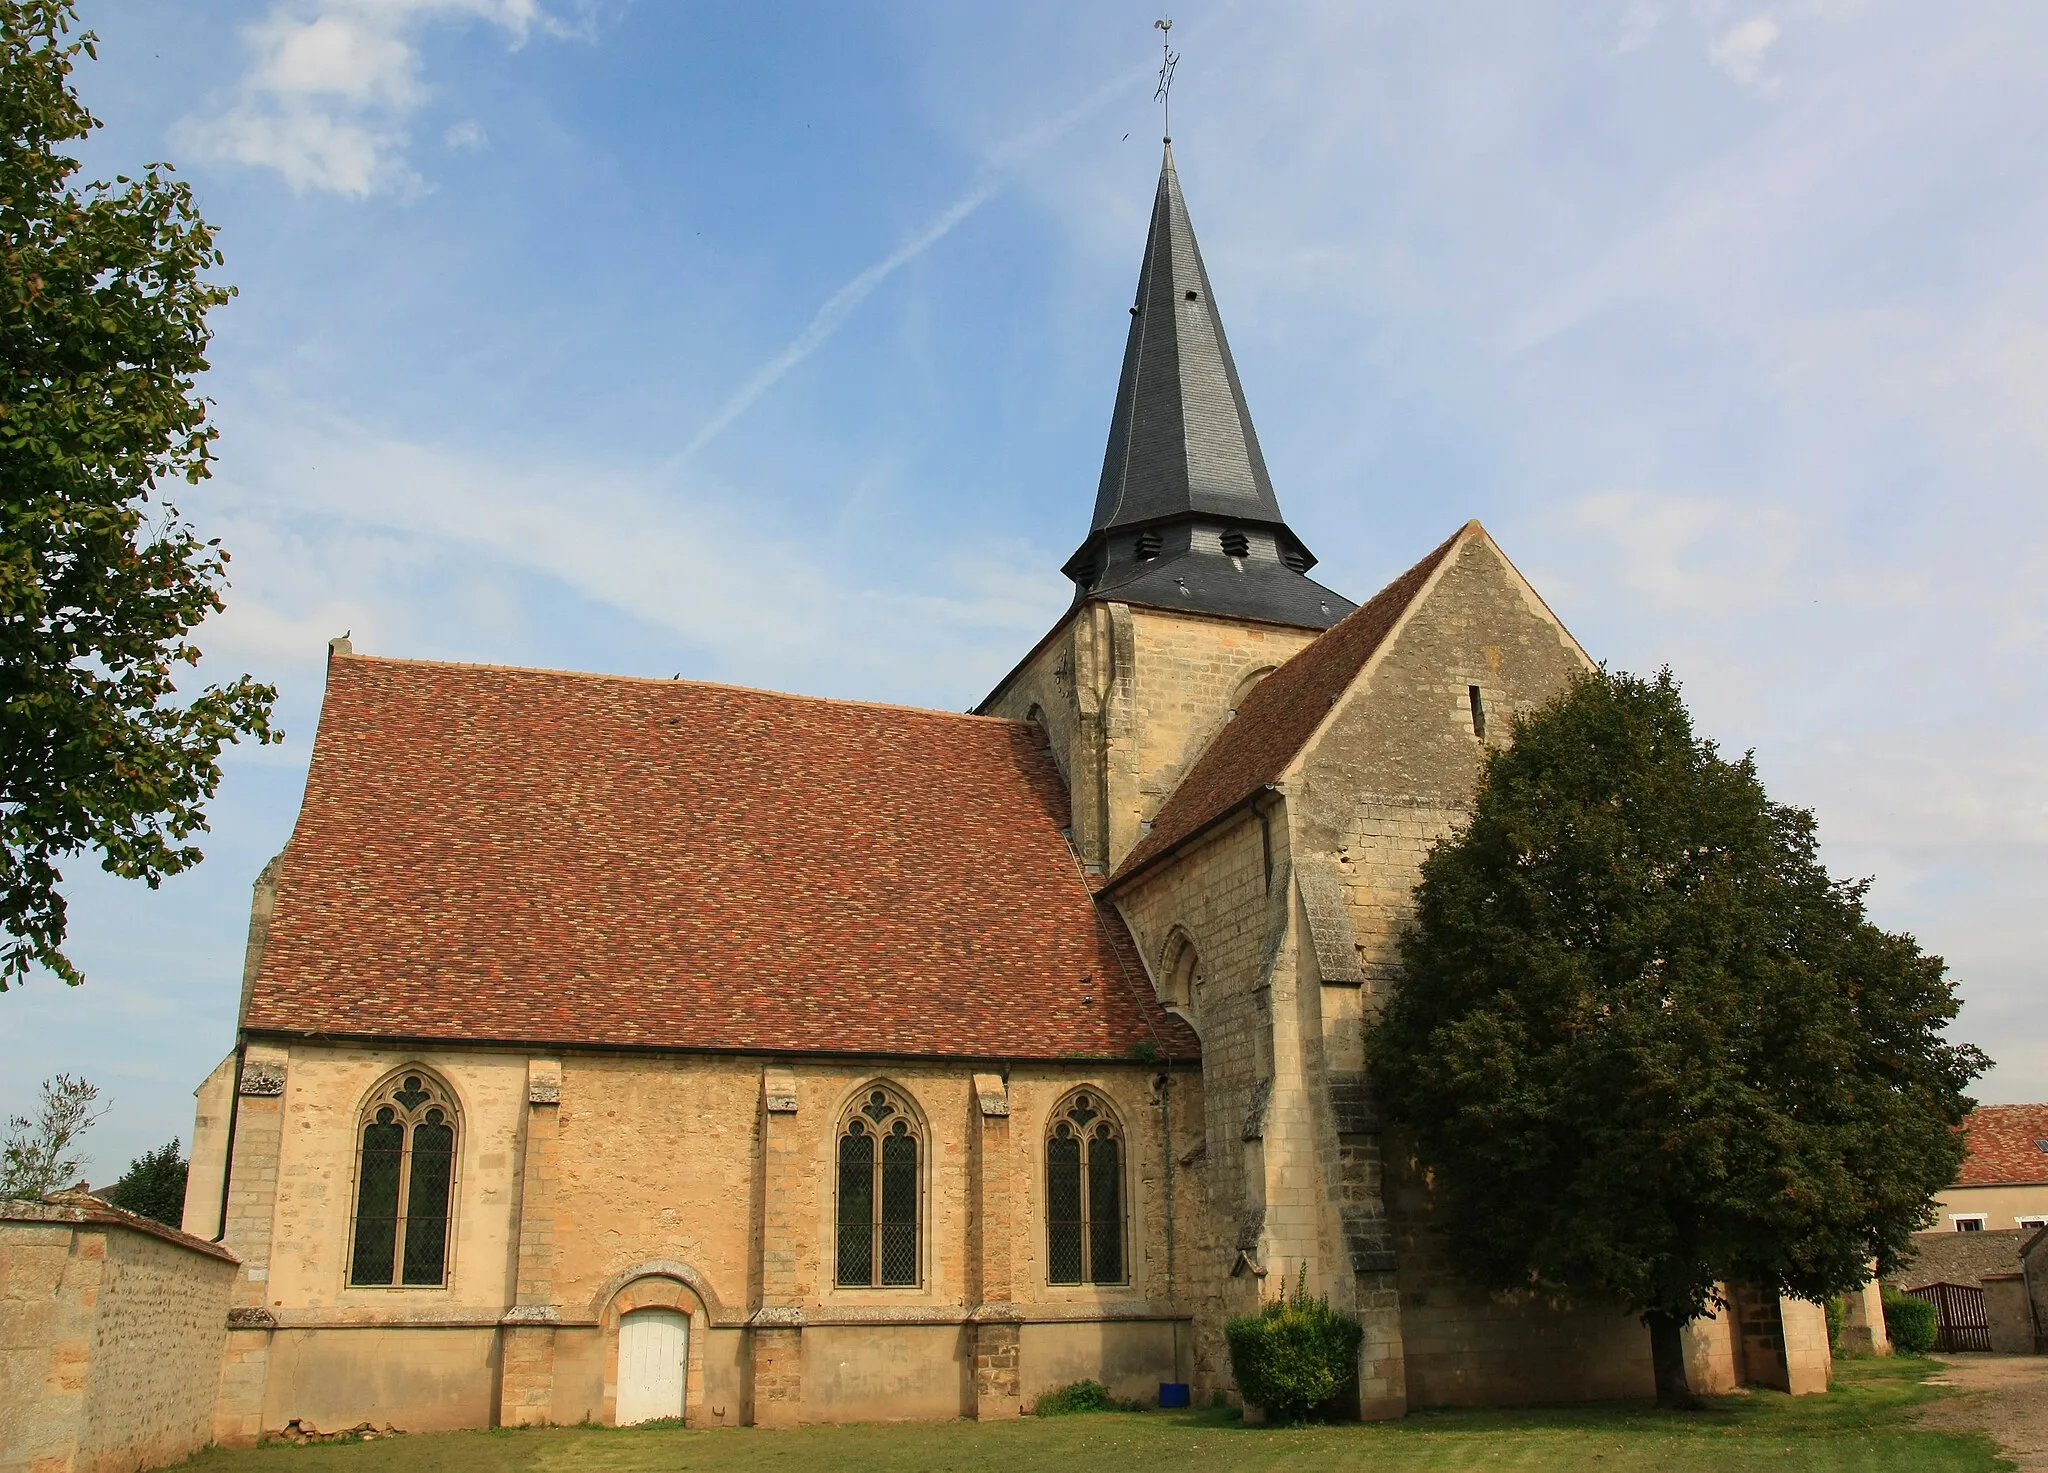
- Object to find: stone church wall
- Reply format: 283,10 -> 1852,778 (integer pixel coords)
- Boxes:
1281,531 -> 1663,1406
199,1041 -> 1203,1435
1379,1148 -> 1661,1404
1112,807 -> 1297,1399
1291,533 -> 1591,1002
983,601 -> 1316,873
1121,607 -> 1317,845
252,1325 -> 501,1434
182,1050 -> 237,1240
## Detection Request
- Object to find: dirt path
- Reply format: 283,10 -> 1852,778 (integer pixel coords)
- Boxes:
1921,1354 -> 2048,1470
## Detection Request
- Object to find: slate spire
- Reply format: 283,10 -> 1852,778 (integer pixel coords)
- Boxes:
1062,144 -> 1354,629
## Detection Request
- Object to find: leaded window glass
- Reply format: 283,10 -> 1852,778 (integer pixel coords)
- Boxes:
1046,1091 -> 1127,1285
348,1071 -> 459,1287
836,1085 -> 921,1287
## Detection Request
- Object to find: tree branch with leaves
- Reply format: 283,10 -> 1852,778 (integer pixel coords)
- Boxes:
1,0 -> 277,988
1,1070 -> 104,1197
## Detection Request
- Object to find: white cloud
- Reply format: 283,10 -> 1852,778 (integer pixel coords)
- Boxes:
443,118 -> 487,149
176,0 -> 560,196
1569,490 -> 1809,613
1710,15 -> 1781,87
202,406 -> 1067,704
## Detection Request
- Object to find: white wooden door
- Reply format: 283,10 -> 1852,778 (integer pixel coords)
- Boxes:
616,1308 -> 688,1425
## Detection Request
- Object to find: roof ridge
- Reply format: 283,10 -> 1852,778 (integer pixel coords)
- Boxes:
331,653 -> 1032,727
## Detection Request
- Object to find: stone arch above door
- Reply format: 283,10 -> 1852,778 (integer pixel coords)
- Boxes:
597,1268 -> 716,1428
587,1258 -> 731,1325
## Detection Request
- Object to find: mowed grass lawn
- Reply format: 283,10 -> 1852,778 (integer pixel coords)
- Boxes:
173,1357 -> 2007,1473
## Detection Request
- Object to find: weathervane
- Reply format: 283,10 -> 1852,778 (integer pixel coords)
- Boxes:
1154,18 -> 1178,142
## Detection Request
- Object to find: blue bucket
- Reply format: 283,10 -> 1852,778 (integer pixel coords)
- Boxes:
1158,1382 -> 1191,1409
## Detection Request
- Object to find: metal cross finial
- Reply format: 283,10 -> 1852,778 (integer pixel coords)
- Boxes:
1154,18 -> 1178,143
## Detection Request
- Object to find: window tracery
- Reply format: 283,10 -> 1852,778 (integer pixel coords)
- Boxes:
1046,1090 -> 1126,1285
348,1069 -> 458,1287
836,1084 -> 921,1287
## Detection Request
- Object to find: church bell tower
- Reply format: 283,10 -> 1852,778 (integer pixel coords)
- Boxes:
1063,143 -> 1352,630
982,146 -> 1354,872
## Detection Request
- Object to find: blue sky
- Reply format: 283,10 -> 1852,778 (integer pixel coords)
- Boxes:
8,0 -> 2046,1181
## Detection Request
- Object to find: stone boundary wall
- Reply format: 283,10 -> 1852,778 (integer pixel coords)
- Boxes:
1,1192 -> 240,1473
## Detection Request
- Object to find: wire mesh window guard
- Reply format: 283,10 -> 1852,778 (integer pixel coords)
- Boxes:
349,1072 -> 458,1287
836,1086 -> 921,1287
1047,1092 -> 1127,1285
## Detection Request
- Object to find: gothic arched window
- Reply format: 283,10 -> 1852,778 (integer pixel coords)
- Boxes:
1047,1090 -> 1126,1285
836,1084 -> 921,1287
348,1069 -> 459,1287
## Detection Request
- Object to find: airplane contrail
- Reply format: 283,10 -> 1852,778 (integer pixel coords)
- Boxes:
668,178 -> 999,467
667,60 -> 1156,468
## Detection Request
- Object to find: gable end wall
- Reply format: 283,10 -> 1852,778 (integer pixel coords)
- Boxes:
1283,532 -> 1660,1404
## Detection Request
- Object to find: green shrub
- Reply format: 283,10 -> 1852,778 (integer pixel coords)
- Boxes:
1824,1295 -> 1845,1349
1034,1380 -> 1114,1416
1224,1269 -> 1364,1424
1881,1288 -> 1937,1355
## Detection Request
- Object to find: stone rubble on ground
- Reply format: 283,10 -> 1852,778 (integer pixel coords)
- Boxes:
272,1419 -> 405,1445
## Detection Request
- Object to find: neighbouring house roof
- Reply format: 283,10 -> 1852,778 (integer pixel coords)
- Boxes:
1891,1229 -> 2028,1291
1956,1104 -> 2048,1186
245,657 -> 1197,1063
1109,525 -> 1468,885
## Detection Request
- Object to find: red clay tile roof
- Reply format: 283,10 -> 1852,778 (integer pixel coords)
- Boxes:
1110,525 -> 1468,884
246,657 -> 1197,1062
1956,1104 -> 2048,1186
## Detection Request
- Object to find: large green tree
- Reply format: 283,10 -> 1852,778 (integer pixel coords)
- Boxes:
1,0 -> 274,987
105,1135 -> 185,1225
1369,668 -> 1986,1407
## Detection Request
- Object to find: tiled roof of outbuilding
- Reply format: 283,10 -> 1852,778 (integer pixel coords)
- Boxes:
1956,1104 -> 2048,1186
245,657 -> 1197,1062
1109,525 -> 1469,884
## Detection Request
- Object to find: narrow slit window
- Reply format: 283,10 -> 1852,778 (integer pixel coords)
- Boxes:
1469,685 -> 1487,739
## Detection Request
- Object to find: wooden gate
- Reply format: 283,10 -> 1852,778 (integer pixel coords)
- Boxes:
1909,1281 -> 1991,1352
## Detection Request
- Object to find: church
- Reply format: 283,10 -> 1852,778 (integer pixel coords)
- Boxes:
179,146 -> 1838,1439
